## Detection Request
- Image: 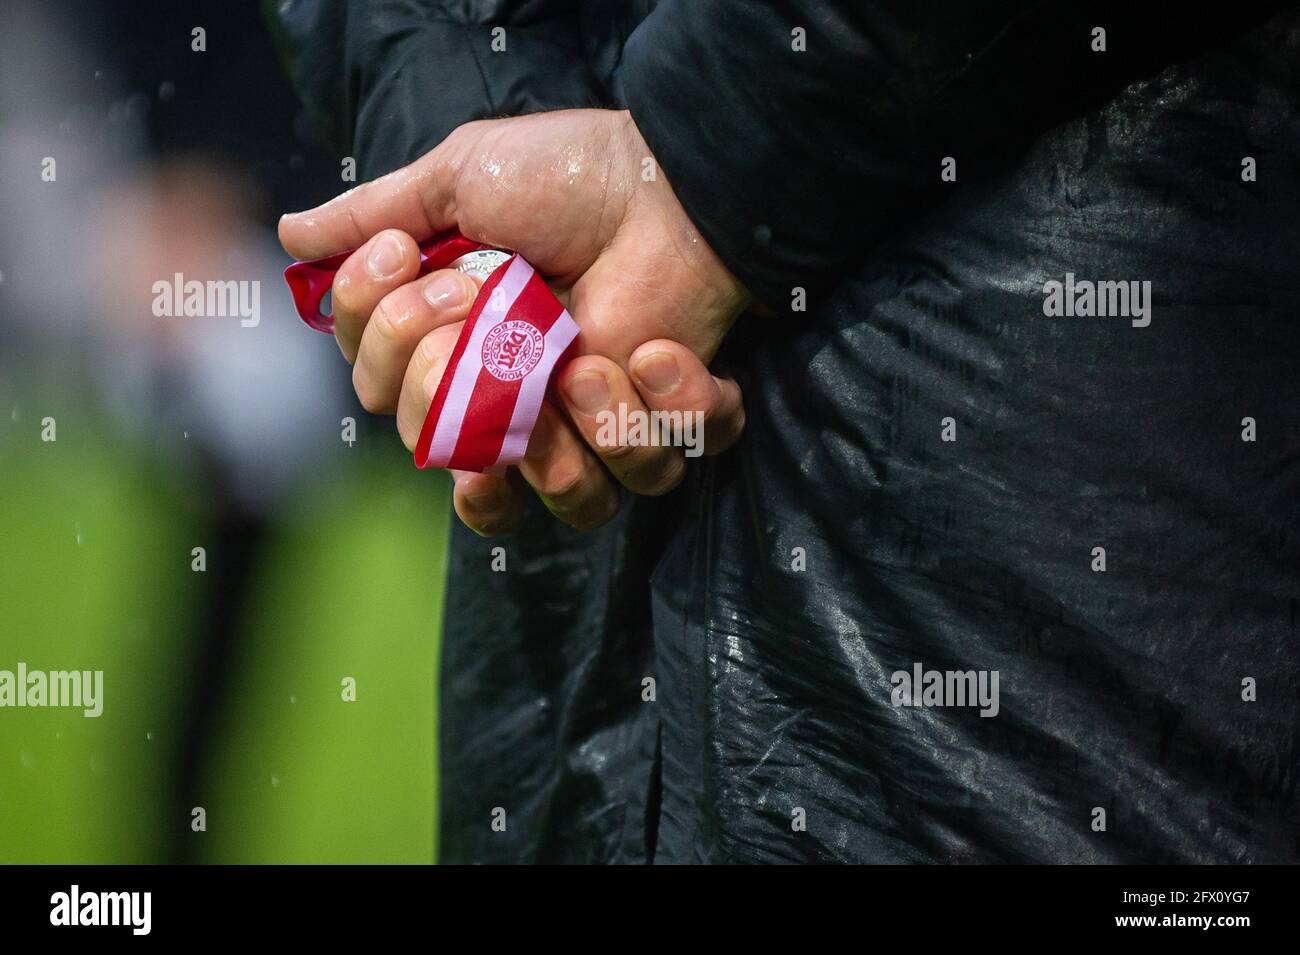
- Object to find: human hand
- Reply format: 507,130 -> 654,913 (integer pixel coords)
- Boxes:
279,109 -> 749,533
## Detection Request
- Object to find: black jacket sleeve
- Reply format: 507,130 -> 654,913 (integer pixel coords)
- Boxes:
619,0 -> 1293,313
265,0 -> 602,176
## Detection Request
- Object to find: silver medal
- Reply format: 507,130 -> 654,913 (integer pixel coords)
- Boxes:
448,249 -> 511,281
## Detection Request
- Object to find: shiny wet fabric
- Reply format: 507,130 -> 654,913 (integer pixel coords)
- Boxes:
270,1 -> 1300,862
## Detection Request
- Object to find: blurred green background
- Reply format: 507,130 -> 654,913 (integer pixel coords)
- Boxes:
0,404 -> 450,863
0,1 -> 457,863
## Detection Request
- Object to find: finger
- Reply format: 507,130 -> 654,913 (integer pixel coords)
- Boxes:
556,355 -> 687,497
452,469 -> 525,537
331,229 -> 421,364
396,322 -> 617,532
517,404 -> 621,531
279,147 -> 457,260
352,269 -> 479,414
395,322 -> 463,453
628,340 -> 745,456
398,332 -> 524,536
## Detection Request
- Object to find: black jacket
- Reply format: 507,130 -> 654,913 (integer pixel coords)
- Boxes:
271,0 -> 1300,862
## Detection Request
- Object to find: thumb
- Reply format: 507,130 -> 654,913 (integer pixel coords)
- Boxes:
278,148 -> 456,261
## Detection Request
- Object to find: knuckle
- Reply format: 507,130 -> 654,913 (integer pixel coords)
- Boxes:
415,332 -> 445,371
639,455 -> 686,497
368,297 -> 402,347
345,203 -> 367,245
568,493 -> 620,532
397,419 -> 417,453
397,394 -> 422,450
331,274 -> 363,318
352,366 -> 392,415
596,436 -> 638,462
539,463 -> 586,503
698,386 -> 727,422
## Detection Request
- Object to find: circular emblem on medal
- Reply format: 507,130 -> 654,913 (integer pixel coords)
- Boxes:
482,319 -> 544,382
449,249 -> 511,281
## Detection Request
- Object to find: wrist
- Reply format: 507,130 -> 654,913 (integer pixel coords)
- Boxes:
617,110 -> 752,326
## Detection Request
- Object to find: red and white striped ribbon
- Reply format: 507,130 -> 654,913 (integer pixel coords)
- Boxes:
414,255 -> 580,472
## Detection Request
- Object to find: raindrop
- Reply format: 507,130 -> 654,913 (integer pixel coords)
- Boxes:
289,695 -> 297,705
271,774 -> 281,788
146,731 -> 153,741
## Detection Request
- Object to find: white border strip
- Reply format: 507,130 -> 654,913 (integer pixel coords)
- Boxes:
492,309 -> 580,466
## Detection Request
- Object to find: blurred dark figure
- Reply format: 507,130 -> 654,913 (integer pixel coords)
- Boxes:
3,0 -> 346,862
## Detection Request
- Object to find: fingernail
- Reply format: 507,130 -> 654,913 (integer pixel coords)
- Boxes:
632,351 -> 680,395
423,272 -> 468,310
366,234 -> 405,279
565,370 -> 611,415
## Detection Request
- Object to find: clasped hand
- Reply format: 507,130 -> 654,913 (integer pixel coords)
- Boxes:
280,109 -> 748,535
